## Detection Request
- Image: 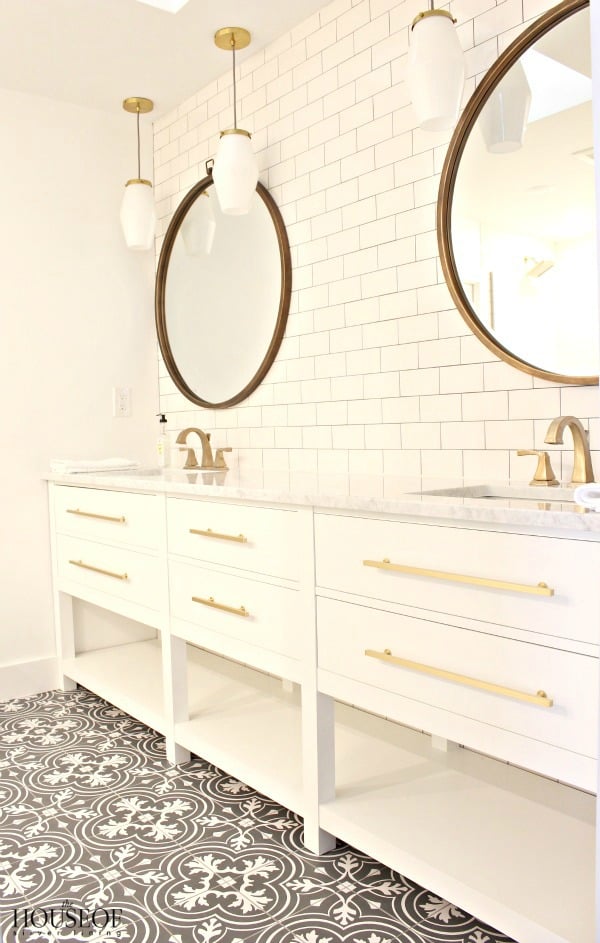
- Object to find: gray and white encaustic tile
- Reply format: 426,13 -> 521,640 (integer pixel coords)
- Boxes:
0,689 -> 516,943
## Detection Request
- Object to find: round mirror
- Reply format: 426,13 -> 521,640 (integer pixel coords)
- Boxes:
156,176 -> 291,408
438,0 -> 598,385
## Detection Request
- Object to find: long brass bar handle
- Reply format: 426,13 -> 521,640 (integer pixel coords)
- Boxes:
190,527 -> 247,543
365,648 -> 553,708
192,595 -> 249,617
67,508 -> 126,524
363,559 -> 554,597
69,559 -> 128,581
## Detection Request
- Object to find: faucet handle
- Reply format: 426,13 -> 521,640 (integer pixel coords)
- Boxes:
516,449 -> 559,487
214,447 -> 232,470
178,446 -> 199,469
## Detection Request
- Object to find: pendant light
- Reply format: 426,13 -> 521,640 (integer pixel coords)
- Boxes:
406,3 -> 465,132
479,62 -> 532,153
120,97 -> 156,250
212,27 -> 259,216
181,192 -> 217,256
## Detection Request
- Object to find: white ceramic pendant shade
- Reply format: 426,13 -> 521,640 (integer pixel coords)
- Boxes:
407,10 -> 465,132
120,97 -> 156,250
479,61 -> 532,153
213,130 -> 258,216
121,180 -> 156,251
181,191 -> 217,255
212,27 -> 258,216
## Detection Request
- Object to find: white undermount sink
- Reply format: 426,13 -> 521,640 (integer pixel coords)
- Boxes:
418,483 -> 577,503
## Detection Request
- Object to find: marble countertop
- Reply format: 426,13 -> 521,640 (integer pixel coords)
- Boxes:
44,465 -> 600,534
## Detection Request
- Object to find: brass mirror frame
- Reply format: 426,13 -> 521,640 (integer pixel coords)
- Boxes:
156,176 -> 292,408
438,0 -> 598,386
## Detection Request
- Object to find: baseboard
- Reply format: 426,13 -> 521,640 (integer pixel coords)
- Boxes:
0,657 -> 60,702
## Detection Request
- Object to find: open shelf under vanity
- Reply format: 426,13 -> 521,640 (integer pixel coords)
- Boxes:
330,702 -> 595,943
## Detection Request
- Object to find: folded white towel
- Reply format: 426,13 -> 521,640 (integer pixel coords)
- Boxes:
573,483 -> 600,510
50,458 -> 139,474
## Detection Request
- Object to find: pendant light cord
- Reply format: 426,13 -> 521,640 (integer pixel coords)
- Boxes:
136,107 -> 141,178
232,38 -> 238,129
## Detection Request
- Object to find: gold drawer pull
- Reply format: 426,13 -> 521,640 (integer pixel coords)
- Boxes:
67,508 -> 126,524
190,527 -> 247,543
192,595 -> 249,617
365,648 -> 553,707
69,559 -> 128,581
363,559 -> 554,597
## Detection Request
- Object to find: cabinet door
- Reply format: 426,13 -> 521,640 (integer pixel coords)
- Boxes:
56,535 -> 162,611
318,595 -> 598,789
315,512 -> 600,644
55,486 -> 160,550
168,498 -> 300,580
169,559 -> 302,660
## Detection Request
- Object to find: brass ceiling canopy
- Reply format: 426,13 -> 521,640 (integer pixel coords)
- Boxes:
122,96 -> 154,114
214,27 -> 251,51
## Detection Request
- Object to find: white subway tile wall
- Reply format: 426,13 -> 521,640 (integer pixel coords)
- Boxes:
155,0 -> 600,484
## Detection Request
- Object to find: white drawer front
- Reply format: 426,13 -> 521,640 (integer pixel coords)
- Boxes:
315,512 -> 600,645
54,486 -> 160,550
56,535 -> 162,611
169,559 -> 301,660
167,498 -> 300,580
318,596 -> 598,761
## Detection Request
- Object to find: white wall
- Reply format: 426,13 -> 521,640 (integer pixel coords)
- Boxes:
154,0 -> 600,488
0,88 -> 158,699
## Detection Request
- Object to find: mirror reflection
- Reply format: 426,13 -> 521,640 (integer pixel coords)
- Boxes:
156,178 -> 291,408
442,0 -> 598,383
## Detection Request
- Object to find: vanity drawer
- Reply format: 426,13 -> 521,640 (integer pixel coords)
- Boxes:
169,559 -> 302,660
54,486 -> 160,550
56,535 -> 162,611
318,595 -> 598,763
167,497 -> 300,580
315,512 -> 600,645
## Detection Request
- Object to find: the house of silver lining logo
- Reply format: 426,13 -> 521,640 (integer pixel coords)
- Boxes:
11,899 -> 124,935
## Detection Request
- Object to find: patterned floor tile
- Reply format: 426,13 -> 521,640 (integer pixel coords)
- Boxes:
272,849 -> 425,938
371,879 -> 516,942
0,691 -> 516,943
174,760 -> 301,849
144,844 -> 304,937
153,917 -> 295,943
260,910 -> 431,943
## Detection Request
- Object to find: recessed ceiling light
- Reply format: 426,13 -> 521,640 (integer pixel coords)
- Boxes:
136,0 -> 190,12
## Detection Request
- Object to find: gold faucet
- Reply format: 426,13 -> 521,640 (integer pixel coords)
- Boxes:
544,416 -> 595,484
175,428 -> 232,470
175,427 -> 214,469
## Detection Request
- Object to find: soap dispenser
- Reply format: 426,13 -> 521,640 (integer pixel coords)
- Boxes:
157,413 -> 170,468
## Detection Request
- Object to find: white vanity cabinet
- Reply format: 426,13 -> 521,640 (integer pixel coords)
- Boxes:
47,476 -> 600,943
313,509 -> 598,943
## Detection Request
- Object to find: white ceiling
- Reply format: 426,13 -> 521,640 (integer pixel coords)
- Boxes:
0,0 -> 327,117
